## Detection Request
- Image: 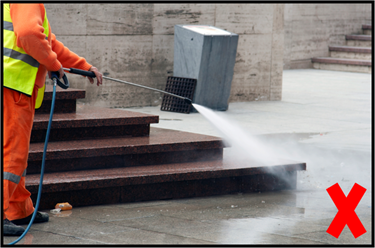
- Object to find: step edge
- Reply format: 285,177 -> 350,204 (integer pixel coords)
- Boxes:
28,141 -> 226,157
28,140 -> 226,161
362,24 -> 372,30
311,57 -> 372,66
329,46 -> 372,53
345,34 -> 372,41
32,116 -> 159,130
43,85 -> 86,100
26,163 -> 306,193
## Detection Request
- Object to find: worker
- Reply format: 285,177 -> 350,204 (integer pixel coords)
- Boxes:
3,3 -> 103,236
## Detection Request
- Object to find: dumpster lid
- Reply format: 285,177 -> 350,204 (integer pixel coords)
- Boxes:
181,25 -> 232,35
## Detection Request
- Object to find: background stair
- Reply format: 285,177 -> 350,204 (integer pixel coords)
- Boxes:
362,24 -> 372,35
27,86 -> 306,210
328,46 -> 371,60
312,24 -> 372,73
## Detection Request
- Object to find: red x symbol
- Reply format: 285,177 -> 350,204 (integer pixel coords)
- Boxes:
326,183 -> 366,238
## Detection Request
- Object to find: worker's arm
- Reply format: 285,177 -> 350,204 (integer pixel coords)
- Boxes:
49,33 -> 102,86
10,4 -> 61,72
51,32 -> 102,86
11,4 -> 102,85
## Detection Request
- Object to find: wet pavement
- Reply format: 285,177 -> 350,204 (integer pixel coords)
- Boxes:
3,69 -> 372,245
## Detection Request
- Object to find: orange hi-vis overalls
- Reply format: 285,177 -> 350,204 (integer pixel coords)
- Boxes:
3,86 -> 39,221
3,3 -> 92,221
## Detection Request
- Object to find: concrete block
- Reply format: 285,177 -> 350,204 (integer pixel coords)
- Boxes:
215,4 -> 274,35
229,86 -> 270,102
230,34 -> 272,102
86,4 -> 153,35
76,35 -> 155,108
153,4 -> 215,35
87,35 -> 153,78
234,34 -> 272,80
149,34 -> 175,105
273,4 -> 285,32
45,4 -> 87,35
173,25 -> 238,111
151,35 -> 174,78
289,59 -> 314,69
270,5 -> 284,101
54,36 -> 89,61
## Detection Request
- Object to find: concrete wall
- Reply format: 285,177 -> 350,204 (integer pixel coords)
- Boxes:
45,3 -> 284,107
45,4 -> 370,108
284,4 -> 372,69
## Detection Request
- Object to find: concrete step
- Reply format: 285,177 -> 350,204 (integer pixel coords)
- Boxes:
35,85 -> 85,114
312,57 -> 371,73
346,34 -> 372,47
31,105 -> 159,142
26,159 -> 306,210
27,127 -> 225,174
329,46 -> 371,60
362,24 -> 372,35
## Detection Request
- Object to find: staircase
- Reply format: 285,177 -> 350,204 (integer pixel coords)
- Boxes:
312,24 -> 372,73
27,85 -> 306,210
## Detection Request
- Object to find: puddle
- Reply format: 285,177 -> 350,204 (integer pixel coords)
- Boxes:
51,210 -> 73,218
159,118 -> 183,121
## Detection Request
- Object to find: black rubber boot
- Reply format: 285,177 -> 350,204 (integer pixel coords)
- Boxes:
11,211 -> 49,225
3,219 -> 25,236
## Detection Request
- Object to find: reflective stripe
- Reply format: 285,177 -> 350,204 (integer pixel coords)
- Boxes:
3,172 -> 21,184
22,169 -> 26,177
4,21 -> 48,39
3,47 -> 39,68
3,20 -> 13,31
3,3 -> 49,98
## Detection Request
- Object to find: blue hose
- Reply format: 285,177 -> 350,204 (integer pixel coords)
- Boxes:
8,80 -> 57,245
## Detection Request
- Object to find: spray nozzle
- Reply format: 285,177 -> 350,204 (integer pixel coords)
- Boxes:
184,97 -> 192,105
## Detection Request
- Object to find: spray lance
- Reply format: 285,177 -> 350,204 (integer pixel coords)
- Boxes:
63,68 -> 193,105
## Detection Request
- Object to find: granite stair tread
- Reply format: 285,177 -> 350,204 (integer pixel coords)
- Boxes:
28,127 -> 225,161
33,105 -> 159,130
42,85 -> 86,100
31,105 -> 159,142
26,159 -> 306,194
26,158 -> 306,209
36,85 -> 86,114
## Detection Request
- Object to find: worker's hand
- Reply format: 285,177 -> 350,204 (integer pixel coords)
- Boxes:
88,66 -> 103,86
48,66 -> 65,79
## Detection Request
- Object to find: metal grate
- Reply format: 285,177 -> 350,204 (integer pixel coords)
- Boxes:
160,76 -> 197,114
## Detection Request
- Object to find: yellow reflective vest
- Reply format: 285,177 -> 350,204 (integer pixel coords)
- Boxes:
3,3 -> 49,108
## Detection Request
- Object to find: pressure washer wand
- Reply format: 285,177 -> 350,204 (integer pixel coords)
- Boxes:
63,68 -> 192,105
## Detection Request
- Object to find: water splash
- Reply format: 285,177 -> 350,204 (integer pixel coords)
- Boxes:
192,104 -> 279,166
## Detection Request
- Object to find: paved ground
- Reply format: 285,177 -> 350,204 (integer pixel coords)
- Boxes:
4,69 -> 372,245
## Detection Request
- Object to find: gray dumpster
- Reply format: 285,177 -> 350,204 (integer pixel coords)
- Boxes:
173,25 -> 239,111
